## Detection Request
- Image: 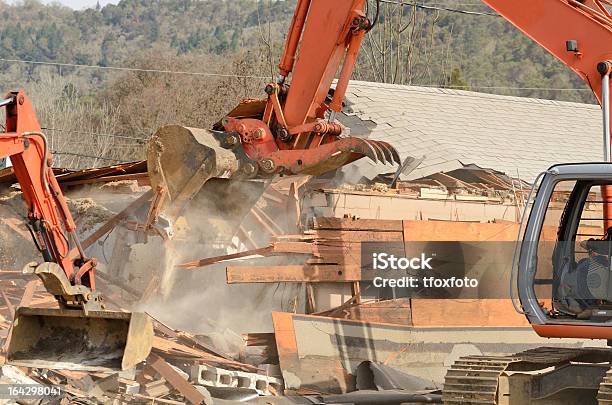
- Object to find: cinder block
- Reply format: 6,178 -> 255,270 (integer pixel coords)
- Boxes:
187,364 -> 282,395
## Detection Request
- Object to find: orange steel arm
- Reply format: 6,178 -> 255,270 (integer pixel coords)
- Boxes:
483,0 -> 612,108
0,91 -> 96,293
482,0 -> 612,229
222,0 -> 400,177
279,0 -> 368,129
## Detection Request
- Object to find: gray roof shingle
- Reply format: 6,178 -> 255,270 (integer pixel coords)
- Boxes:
338,81 -> 602,181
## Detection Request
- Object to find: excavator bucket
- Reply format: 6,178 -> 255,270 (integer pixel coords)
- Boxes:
7,307 -> 154,372
147,125 -> 241,205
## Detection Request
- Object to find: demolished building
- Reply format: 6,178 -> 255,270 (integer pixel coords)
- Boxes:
0,84 -> 606,403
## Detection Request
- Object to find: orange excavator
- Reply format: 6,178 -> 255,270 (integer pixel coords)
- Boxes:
146,0 -> 400,212
5,0 -> 612,396
1,0 -> 397,374
148,0 -> 612,403
1,0 -> 397,375
439,1 -> 612,404
0,92 -> 152,371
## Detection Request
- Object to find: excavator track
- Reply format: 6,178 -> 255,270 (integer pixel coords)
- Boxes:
598,368 -> 612,405
443,355 -> 516,404
444,347 -> 612,405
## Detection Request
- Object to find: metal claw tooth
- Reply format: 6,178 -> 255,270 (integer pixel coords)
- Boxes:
356,139 -> 379,163
370,140 -> 394,165
366,141 -> 386,163
377,140 -> 401,164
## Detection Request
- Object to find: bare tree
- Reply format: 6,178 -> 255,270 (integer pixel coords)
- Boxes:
355,1 -> 450,87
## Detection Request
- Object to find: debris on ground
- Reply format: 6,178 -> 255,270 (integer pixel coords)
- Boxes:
0,162 -> 581,403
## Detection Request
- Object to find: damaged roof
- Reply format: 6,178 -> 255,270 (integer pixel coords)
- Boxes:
339,80 -> 602,181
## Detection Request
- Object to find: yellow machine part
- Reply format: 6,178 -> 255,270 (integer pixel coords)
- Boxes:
6,307 -> 153,372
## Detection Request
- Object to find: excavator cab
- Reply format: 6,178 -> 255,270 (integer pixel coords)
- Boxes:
517,163 -> 612,338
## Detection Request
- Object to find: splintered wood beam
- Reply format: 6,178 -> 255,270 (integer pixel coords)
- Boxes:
312,229 -> 404,242
153,321 -> 233,361
313,217 -> 404,231
271,241 -> 316,254
249,207 -> 279,236
351,281 -> 362,304
242,332 -> 276,347
61,172 -> 148,187
254,206 -> 285,235
237,225 -> 259,250
305,283 -> 316,314
226,265 -> 363,283
81,190 -> 154,250
152,336 -> 256,372
147,353 -> 207,405
176,246 -> 274,269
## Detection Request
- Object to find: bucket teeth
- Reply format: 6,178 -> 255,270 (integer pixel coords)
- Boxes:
363,140 -> 401,165
354,139 -> 379,163
368,141 -> 387,163
376,140 -> 402,164
369,140 -> 394,165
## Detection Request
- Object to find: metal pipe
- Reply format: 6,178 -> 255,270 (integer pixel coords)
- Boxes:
278,0 -> 311,78
329,28 -> 366,114
0,97 -> 14,108
603,71 -> 611,161
598,61 -> 612,232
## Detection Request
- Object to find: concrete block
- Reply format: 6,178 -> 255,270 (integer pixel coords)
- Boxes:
187,364 -> 283,395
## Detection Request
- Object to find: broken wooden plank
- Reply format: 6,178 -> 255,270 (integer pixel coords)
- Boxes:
154,320 -> 234,361
226,265 -> 364,283
243,332 -> 276,347
305,283 -> 316,314
410,299 -> 529,327
82,190 -> 153,250
311,229 -> 404,242
152,336 -> 256,372
319,298 -> 412,325
351,281 -> 361,304
61,172 -> 148,187
176,246 -> 274,270
147,353 -> 208,405
313,217 -> 403,231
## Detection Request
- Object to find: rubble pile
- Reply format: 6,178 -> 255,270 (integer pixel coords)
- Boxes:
0,161 -> 562,404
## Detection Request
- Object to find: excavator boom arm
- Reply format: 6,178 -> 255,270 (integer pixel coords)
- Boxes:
483,0 -> 612,135
0,91 -> 94,291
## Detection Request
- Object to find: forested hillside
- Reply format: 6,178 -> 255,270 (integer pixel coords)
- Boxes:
0,0 -> 595,168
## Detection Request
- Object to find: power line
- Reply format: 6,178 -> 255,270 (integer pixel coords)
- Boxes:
425,84 -> 591,91
0,57 -> 589,92
51,150 -> 123,162
43,127 -> 148,142
0,58 -> 270,79
379,0 -> 498,16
